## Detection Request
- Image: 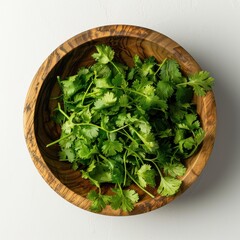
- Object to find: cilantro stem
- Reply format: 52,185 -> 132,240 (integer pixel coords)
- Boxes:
99,154 -> 109,162
176,82 -> 189,87
130,126 -> 153,152
73,122 -> 106,132
121,129 -> 138,145
101,86 -> 147,98
124,88 -> 146,98
73,122 -> 128,133
185,145 -> 198,158
170,148 -> 179,163
58,103 -> 70,120
144,158 -> 163,178
46,133 -> 72,147
57,76 -> 62,90
99,154 -> 115,171
118,183 -> 123,195
98,185 -> 102,194
124,147 -> 141,168
126,171 -> 155,198
110,125 -> 128,133
81,80 -> 94,105
93,85 -> 147,99
50,94 -> 63,100
154,58 -> 167,76
145,157 -> 158,161
110,61 -> 121,73
123,151 -> 127,186
125,148 -> 143,166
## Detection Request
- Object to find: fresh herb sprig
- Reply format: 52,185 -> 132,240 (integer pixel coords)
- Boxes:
47,44 -> 214,213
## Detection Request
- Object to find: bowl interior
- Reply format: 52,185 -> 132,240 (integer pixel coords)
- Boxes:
28,26 -> 216,215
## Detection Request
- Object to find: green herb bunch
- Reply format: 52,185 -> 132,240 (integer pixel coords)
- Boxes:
47,44 -> 214,212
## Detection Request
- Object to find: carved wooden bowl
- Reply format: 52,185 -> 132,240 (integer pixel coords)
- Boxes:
24,25 -> 216,215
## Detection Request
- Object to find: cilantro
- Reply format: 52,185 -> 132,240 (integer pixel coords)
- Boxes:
175,85 -> 193,103
87,161 -> 112,183
118,95 -> 129,107
94,92 -> 117,110
157,176 -> 182,196
178,71 -> 214,96
92,44 -> 115,64
156,81 -> 174,99
160,59 -> 182,83
102,140 -> 123,156
60,148 -> 75,162
87,190 -> 111,212
81,126 -> 99,139
110,188 -> 139,212
163,162 -> 186,177
47,44 -> 214,213
137,164 -> 156,188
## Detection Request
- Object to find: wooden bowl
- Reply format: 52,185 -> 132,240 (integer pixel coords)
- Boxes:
24,25 -> 216,216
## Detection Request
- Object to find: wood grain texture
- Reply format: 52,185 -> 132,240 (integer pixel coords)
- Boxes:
23,25 -> 216,216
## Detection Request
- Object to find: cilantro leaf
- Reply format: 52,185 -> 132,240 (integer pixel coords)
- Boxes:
133,55 -> 142,67
76,143 -> 90,159
137,164 -> 156,188
127,67 -> 135,80
187,71 -> 214,96
158,129 -> 173,138
110,161 -> 124,184
174,129 -> 185,144
156,81 -> 174,99
81,126 -> 99,139
94,92 -> 117,110
132,119 -> 151,134
81,170 -> 100,188
160,59 -> 182,83
87,190 -> 111,212
157,176 -> 182,196
179,136 -> 195,153
119,95 -> 129,107
61,75 -> 80,99
94,76 -> 112,89
102,92 -> 117,104
61,119 -> 74,134
102,140 -> 123,156
80,108 -> 92,123
194,128 -> 205,145
110,188 -> 139,212
60,148 -> 75,162
74,140 -> 98,160
163,162 -> 186,177
130,127 -> 159,154
116,113 -> 127,127
178,114 -> 200,131
89,163 -> 112,183
112,73 -> 124,86
92,44 -> 115,64
91,63 -> 112,83
140,57 -> 156,77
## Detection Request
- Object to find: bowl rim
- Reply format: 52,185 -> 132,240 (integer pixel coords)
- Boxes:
23,24 -> 217,216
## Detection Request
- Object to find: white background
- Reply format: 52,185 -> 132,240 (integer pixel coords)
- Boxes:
1,0 -> 240,239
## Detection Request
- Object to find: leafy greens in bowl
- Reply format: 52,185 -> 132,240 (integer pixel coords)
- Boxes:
47,44 -> 214,213
24,25 -> 216,215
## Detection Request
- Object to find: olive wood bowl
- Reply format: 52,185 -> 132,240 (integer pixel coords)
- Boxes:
24,25 -> 216,216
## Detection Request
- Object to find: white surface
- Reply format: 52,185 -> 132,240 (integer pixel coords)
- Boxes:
1,0 -> 240,239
